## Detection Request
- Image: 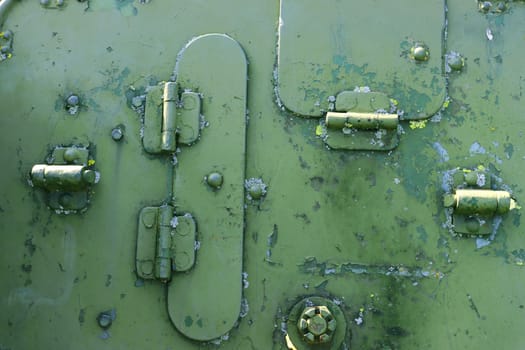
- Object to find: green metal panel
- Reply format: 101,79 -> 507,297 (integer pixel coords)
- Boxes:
277,0 -> 447,119
0,1 -> 524,350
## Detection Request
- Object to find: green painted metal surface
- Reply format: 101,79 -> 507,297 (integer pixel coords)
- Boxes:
1,1 -> 525,349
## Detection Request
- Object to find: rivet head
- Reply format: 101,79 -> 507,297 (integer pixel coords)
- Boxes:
40,0 -> 50,6
82,169 -> 96,184
206,172 -> 223,189
56,0 -> 64,6
97,310 -> 115,329
63,148 -> 80,162
447,52 -> 464,72
411,44 -> 430,62
65,94 -> 80,115
479,1 -> 492,12
59,193 -> 73,207
66,94 -> 79,107
111,127 -> 124,141
2,30 -> 12,40
466,217 -> 481,233
245,178 -> 267,200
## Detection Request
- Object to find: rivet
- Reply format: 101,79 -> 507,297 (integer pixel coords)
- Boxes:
245,178 -> 267,200
59,193 -> 73,207
411,44 -> 430,62
479,1 -> 492,12
97,310 -> 115,329
65,94 -> 80,115
56,0 -> 64,6
206,172 -> 223,189
111,127 -> 124,141
465,217 -> 481,233
63,148 -> 80,163
0,45 -> 11,54
447,52 -> 464,72
40,0 -> 50,6
2,30 -> 12,40
82,169 -> 96,184
66,94 -> 79,107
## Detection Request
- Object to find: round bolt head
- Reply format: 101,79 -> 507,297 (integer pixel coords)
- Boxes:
111,127 -> 124,141
56,0 -> 64,6
206,172 -> 223,189
447,53 -> 464,71
465,217 -> 481,233
2,30 -> 12,40
248,184 -> 264,199
63,148 -> 80,162
59,193 -> 73,207
82,169 -> 96,184
40,0 -> 50,6
97,312 -> 113,329
479,1 -> 492,12
66,94 -> 80,107
411,44 -> 430,62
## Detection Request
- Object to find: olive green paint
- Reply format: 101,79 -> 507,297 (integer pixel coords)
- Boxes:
1,1 -> 525,350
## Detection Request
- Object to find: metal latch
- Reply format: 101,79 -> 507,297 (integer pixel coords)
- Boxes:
142,82 -> 201,153
443,167 -> 517,235
320,90 -> 399,150
29,146 -> 98,213
136,206 -> 196,282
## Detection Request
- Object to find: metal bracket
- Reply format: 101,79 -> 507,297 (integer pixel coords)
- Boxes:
142,82 -> 201,153
443,167 -> 517,235
322,91 -> 399,151
136,206 -> 196,282
29,146 -> 98,213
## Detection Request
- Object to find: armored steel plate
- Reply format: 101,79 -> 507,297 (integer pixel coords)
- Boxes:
167,34 -> 247,341
277,0 -> 446,119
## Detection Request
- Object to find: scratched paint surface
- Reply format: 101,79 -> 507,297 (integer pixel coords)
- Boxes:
0,1 -> 524,349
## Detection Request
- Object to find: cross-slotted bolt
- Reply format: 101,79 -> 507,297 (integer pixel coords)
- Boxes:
297,305 -> 337,344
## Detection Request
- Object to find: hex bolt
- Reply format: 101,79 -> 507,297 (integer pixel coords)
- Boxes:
410,44 -> 430,62
206,172 -> 223,189
297,305 -> 336,344
111,127 -> 124,141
